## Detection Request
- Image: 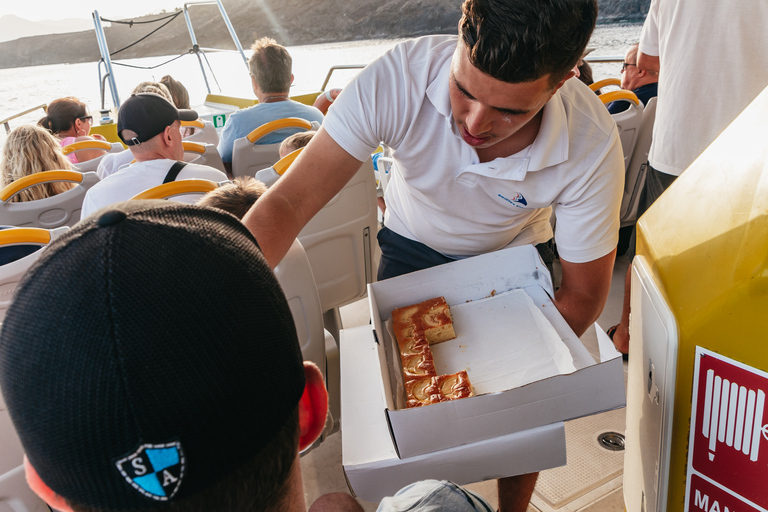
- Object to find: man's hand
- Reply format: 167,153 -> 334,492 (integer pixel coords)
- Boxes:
554,249 -> 616,337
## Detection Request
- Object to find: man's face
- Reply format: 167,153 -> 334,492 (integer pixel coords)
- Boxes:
620,47 -> 639,91
448,44 -> 563,151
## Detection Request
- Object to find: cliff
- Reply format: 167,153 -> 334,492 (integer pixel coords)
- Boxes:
0,0 -> 649,69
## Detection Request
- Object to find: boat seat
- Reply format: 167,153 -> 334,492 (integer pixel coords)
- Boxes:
601,90 -> 643,171
64,140 -> 124,173
253,147 -> 303,188
620,96 -> 658,227
589,77 -> 621,94
181,118 -> 219,146
0,228 -> 69,510
0,226 -> 68,322
231,118 -> 319,178
273,239 -> 340,443
0,170 -> 100,228
130,178 -> 228,204
182,141 -> 227,175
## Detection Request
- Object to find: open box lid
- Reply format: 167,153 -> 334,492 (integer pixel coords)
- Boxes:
366,245 -> 625,458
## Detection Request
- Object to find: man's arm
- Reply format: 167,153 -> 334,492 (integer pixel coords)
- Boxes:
241,127 -> 364,268
553,249 -> 616,337
637,52 -> 660,75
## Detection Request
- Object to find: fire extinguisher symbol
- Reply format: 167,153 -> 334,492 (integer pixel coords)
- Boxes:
702,369 -> 767,462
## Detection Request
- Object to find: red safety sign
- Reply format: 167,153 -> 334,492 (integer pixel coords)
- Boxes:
686,347 -> 768,512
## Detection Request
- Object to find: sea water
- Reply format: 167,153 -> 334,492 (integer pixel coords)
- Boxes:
0,23 -> 643,147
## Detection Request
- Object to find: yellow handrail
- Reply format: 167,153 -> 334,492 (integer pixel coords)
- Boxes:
182,141 -> 207,154
131,179 -> 221,200
1,170 -> 84,202
246,118 -> 313,144
181,119 -> 206,129
0,227 -> 51,246
599,90 -> 641,106
589,78 -> 621,92
274,148 -> 304,176
61,140 -> 113,155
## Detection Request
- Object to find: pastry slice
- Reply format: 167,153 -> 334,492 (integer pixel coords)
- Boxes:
437,370 -> 473,401
405,375 -> 441,408
417,297 -> 456,345
401,350 -> 437,379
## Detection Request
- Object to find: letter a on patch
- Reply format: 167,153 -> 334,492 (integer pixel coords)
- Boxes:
116,442 -> 185,501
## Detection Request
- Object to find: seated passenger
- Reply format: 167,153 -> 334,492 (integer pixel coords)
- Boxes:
0,201 -> 493,512
607,43 -> 659,114
38,97 -> 107,164
197,175 -> 267,219
1,124 -> 75,202
278,130 -> 316,158
160,75 -> 196,138
96,82 -> 176,180
81,93 -> 228,217
217,37 -> 325,173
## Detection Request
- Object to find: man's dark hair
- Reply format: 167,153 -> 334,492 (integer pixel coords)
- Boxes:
459,0 -> 598,87
249,37 -> 293,93
69,408 -> 300,512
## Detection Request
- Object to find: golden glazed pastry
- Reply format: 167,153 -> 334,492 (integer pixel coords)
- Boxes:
391,297 -> 472,408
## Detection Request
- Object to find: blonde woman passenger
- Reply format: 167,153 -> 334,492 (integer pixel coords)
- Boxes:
38,97 -> 107,164
1,125 -> 76,203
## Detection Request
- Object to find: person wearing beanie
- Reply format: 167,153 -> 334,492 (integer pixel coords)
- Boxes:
0,202 -> 493,512
80,93 -> 227,218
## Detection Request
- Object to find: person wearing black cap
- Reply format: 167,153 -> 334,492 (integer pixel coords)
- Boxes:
0,202 -> 365,512
80,93 -> 228,218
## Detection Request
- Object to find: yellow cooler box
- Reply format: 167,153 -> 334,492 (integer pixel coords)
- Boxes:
624,85 -> 768,512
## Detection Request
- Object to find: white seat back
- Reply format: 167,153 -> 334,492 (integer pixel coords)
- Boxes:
621,97 -> 658,226
273,239 -> 340,440
71,142 -> 125,172
298,158 -> 378,312
231,118 -> 317,178
182,141 -> 227,175
0,226 -> 68,322
610,99 -> 643,172
182,119 -> 220,146
0,171 -> 100,228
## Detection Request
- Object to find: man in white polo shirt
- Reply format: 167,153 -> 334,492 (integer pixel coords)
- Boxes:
243,0 -> 623,510
81,93 -> 228,218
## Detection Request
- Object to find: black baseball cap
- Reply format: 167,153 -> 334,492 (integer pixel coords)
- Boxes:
0,201 -> 305,509
117,93 -> 198,146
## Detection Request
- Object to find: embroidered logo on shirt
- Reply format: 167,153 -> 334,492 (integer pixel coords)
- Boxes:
498,193 -> 529,208
115,442 -> 185,501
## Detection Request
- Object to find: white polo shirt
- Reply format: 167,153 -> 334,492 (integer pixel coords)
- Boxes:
82,159 -> 228,218
639,0 -> 768,176
323,35 -> 624,263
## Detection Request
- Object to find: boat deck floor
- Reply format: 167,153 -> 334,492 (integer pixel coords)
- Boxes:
301,248 -> 631,512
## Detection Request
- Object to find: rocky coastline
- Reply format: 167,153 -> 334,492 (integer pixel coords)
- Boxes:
0,0 -> 649,69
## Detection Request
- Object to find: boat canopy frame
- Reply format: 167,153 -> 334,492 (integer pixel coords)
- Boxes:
92,0 -> 248,111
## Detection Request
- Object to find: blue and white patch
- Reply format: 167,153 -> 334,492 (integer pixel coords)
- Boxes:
115,442 -> 185,501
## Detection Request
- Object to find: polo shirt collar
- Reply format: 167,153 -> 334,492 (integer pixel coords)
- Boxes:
426,59 -> 570,176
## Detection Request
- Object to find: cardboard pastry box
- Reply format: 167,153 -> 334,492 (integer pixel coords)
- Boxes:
366,244 -> 625,458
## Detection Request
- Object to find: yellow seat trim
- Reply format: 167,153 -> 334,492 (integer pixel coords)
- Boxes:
246,118 -> 313,144
589,78 -> 621,92
0,227 -> 51,246
274,147 -> 304,176
1,170 -> 84,202
599,90 -> 641,106
181,119 -> 206,129
182,141 -> 207,154
131,179 -> 220,200
61,140 -> 113,155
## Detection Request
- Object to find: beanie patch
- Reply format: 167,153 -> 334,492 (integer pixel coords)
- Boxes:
115,441 -> 186,501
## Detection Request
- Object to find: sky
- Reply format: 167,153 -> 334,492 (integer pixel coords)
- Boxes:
2,0 -> 187,22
